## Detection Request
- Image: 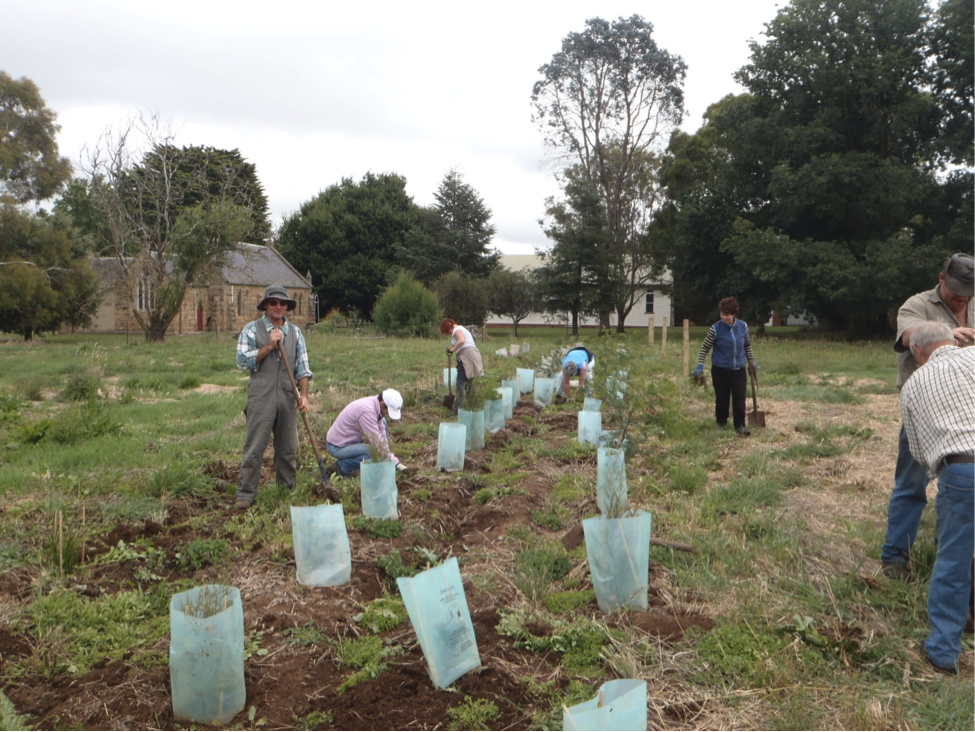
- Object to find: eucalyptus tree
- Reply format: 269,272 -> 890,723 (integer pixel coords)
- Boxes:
532,15 -> 685,330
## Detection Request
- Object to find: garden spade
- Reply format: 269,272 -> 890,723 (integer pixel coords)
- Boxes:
442,351 -> 455,411
747,366 -> 766,428
277,341 -> 329,487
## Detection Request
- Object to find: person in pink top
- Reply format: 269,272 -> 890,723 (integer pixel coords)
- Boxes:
325,389 -> 406,476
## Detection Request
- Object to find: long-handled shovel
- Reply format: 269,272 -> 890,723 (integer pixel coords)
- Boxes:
442,351 -> 456,411
278,341 -> 329,487
747,366 -> 766,428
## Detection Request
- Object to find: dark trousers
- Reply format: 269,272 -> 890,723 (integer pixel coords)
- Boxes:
712,366 -> 747,428
454,359 -> 467,414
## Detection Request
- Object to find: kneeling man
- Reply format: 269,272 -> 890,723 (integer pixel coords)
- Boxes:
326,390 -> 406,476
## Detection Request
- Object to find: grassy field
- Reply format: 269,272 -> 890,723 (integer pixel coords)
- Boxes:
0,325 -> 970,730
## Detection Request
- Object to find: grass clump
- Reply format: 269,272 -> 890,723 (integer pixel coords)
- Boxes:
61,374 -> 101,401
143,461 -> 210,499
691,620 -> 786,686
543,590 -> 596,614
667,463 -> 708,494
497,610 -> 609,676
349,516 -> 403,539
47,401 -> 122,445
331,635 -> 400,693
283,623 -> 328,647
474,488 -> 495,505
514,543 -> 571,602
447,696 -> 500,731
354,596 -> 409,633
293,710 -> 334,730
177,537 -> 229,571
377,550 -> 417,583
702,475 -> 784,516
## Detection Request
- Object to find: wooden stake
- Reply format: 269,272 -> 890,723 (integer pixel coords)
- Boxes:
648,318 -> 654,345
662,317 -> 668,356
683,319 -> 689,375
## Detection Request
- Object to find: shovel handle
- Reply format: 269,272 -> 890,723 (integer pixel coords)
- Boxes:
749,366 -> 759,412
277,341 -> 325,468
447,350 -> 453,396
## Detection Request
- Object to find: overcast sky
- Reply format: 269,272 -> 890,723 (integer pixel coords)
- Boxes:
5,0 -> 783,254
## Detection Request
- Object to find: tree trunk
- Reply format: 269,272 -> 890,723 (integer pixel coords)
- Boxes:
22,327 -> 33,341
147,319 -> 168,342
571,309 -> 579,336
512,319 -> 519,338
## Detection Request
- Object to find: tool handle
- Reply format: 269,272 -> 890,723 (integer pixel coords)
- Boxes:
447,350 -> 453,396
278,341 -> 324,466
749,367 -> 759,411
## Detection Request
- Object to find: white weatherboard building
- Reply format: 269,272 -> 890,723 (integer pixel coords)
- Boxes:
485,254 -> 673,330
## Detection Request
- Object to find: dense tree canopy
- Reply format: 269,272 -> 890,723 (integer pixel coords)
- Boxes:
658,0 -> 968,334
434,270 -> 489,327
487,267 -> 536,338
535,177 -> 609,335
397,169 -> 499,284
83,117 -> 255,341
278,173 -> 419,318
0,72 -> 72,204
0,73 -> 96,339
0,206 -> 99,339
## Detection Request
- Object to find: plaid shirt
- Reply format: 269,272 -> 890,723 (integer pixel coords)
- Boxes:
236,316 -> 313,381
900,345 -> 975,474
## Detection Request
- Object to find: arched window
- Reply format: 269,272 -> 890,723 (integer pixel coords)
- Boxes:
137,278 -> 154,311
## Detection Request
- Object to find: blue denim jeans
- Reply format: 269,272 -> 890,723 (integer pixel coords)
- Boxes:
881,425 -> 933,564
925,463 -> 974,670
326,442 -> 372,476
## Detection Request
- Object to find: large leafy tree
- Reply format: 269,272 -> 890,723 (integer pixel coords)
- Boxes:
434,270 -> 489,327
930,0 -> 973,166
535,177 -> 609,335
0,73 -> 98,339
0,207 -> 99,340
532,15 -> 684,329
487,267 -> 536,338
83,116 -> 254,341
660,0 -> 963,335
397,169 -> 499,283
0,72 -> 72,204
278,172 -> 419,318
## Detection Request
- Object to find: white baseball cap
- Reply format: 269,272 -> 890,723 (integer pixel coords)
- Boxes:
382,389 -> 403,420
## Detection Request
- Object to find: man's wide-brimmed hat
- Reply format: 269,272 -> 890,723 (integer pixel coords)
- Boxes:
941,254 -> 974,297
257,285 -> 297,311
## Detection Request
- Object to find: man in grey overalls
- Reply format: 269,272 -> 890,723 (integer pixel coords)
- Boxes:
235,285 -> 313,509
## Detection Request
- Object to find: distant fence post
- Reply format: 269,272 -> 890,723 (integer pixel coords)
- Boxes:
662,317 -> 668,356
683,319 -> 689,375
648,318 -> 654,346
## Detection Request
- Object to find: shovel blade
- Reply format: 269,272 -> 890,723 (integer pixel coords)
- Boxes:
442,393 -> 455,410
747,410 -> 766,428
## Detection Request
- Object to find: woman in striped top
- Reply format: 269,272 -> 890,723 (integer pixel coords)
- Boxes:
693,297 -> 758,436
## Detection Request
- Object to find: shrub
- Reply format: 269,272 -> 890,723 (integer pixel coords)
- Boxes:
62,374 -> 101,401
178,538 -> 229,571
434,270 -> 489,327
372,273 -> 440,337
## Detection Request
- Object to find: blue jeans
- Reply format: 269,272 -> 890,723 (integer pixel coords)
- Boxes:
925,463 -> 974,670
881,425 -> 933,564
326,442 -> 372,476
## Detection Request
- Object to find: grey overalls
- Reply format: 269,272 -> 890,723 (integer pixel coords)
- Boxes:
237,319 -> 300,503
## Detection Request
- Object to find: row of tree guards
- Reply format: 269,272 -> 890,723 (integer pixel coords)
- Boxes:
168,361 -> 648,727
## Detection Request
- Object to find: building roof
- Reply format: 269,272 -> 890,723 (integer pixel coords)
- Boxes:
91,244 -> 311,290
222,244 -> 310,288
499,253 -> 673,284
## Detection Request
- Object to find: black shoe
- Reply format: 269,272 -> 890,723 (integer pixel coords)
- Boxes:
717,423 -> 727,430
926,654 -> 958,676
882,561 -> 912,581
235,498 -> 253,510
735,425 -> 751,437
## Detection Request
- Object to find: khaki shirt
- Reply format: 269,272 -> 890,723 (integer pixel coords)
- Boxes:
895,285 -> 974,388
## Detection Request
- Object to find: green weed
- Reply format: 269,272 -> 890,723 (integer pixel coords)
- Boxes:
349,516 -> 403,539
702,475 -> 784,516
667,463 -> 708,494
543,590 -> 596,614
61,374 -> 101,401
377,550 -> 417,583
143,461 -> 210,499
284,623 -> 328,647
447,696 -> 500,731
353,596 -> 409,633
293,710 -> 334,729
177,537 -> 229,571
